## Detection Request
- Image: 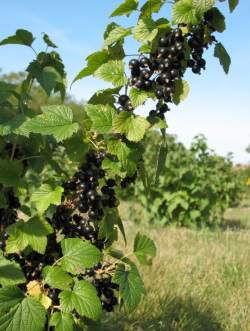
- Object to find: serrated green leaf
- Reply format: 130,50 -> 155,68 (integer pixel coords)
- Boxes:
107,139 -> 130,165
0,29 -> 35,47
110,0 -> 138,17
129,87 -> 155,108
30,184 -> 64,213
173,79 -> 190,105
133,233 -> 156,265
42,266 -> 73,290
64,135 -> 89,163
88,87 -> 121,106
193,0 -> 215,14
0,160 -> 23,188
40,66 -> 62,95
207,8 -> 226,32
0,113 -> 28,136
214,42 -> 231,74
172,0 -> 199,25
21,105 -> 79,142
84,104 -> 116,133
49,312 -> 74,331
43,33 -> 57,48
94,60 -> 128,87
133,17 -> 158,43
113,261 -> 145,312
104,26 -> 132,47
140,0 -> 166,18
0,286 -> 24,312
0,253 -> 26,286
229,0 -> 239,12
0,297 -> 46,331
59,280 -> 102,321
6,217 -> 53,254
113,112 -> 150,142
72,50 -> 109,84
60,238 -> 101,275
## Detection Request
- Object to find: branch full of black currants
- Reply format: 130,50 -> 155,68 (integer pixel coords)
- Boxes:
0,149 -> 136,314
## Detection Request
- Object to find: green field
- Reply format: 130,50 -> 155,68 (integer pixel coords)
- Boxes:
97,203 -> 250,331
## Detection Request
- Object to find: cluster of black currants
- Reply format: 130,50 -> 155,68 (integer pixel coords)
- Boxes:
128,27 -> 186,118
85,263 -> 119,312
0,189 -> 20,250
52,150 -> 120,250
187,25 -> 207,74
120,172 -> 137,189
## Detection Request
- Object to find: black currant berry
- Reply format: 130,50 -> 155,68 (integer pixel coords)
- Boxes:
129,59 -> 140,69
118,95 -> 129,106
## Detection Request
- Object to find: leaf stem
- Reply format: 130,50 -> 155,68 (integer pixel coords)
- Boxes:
10,143 -> 17,160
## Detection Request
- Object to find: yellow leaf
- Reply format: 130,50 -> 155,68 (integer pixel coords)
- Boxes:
27,280 -> 42,298
40,294 -> 52,309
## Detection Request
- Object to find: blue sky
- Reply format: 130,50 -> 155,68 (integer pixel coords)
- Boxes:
0,0 -> 249,163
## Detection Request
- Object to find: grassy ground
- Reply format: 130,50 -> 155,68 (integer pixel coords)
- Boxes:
98,203 -> 250,331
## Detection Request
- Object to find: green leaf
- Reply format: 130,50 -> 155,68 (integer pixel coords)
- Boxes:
0,192 -> 7,208
207,8 -> 226,32
0,297 -> 46,331
110,0 -> 138,17
42,266 -> 73,291
140,0 -> 166,18
0,160 -> 23,188
72,50 -> 109,84
0,253 -> 25,286
0,81 -> 16,103
0,113 -> 28,136
172,0 -> 199,25
133,233 -> 156,265
129,87 -> 155,108
49,312 -> 74,331
59,280 -> 102,321
40,66 -> 62,95
22,105 -> 79,142
107,139 -> 130,165
60,238 -> 101,275
0,29 -> 35,47
113,112 -> 150,142
30,184 -> 64,214
172,80 -> 190,105
0,286 -> 24,312
214,42 -> 231,74
88,87 -> 121,106
64,135 -> 89,163
193,0 -> 215,14
113,261 -> 145,312
43,33 -> 57,48
104,26 -> 132,47
6,217 -> 53,254
133,17 -> 158,43
229,0 -> 239,12
94,60 -> 128,87
84,104 -> 116,133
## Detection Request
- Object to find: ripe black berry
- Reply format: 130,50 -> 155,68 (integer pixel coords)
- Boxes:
118,95 -> 129,106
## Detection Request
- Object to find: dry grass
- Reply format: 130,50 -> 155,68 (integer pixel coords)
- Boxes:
97,204 -> 250,331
